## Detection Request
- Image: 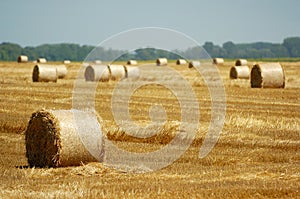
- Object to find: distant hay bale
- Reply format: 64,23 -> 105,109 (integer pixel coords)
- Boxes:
230,66 -> 250,79
56,65 -> 68,78
125,66 -> 140,80
63,60 -> 71,64
188,61 -> 200,68
25,109 -> 104,167
127,60 -> 138,65
94,60 -> 102,64
176,59 -> 187,65
109,65 -> 126,80
235,59 -> 247,66
84,65 -> 110,82
17,55 -> 28,63
32,64 -> 57,82
156,58 -> 168,66
37,58 -> 47,63
251,63 -> 285,88
213,58 -> 224,65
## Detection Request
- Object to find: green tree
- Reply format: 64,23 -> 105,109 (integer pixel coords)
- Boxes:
283,37 -> 300,57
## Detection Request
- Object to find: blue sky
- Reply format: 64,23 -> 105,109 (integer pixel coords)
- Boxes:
0,0 -> 299,47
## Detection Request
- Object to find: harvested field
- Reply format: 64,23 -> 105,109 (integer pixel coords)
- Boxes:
0,61 -> 299,198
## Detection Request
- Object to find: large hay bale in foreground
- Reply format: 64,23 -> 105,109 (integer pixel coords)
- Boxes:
109,65 -> 126,80
84,65 -> 110,82
17,55 -> 28,63
251,63 -> 285,88
32,64 -> 57,82
213,58 -> 224,65
127,60 -> 138,65
230,66 -> 250,79
125,66 -> 140,80
37,58 -> 47,63
188,61 -> 200,68
176,59 -> 187,65
235,59 -> 247,66
156,58 -> 168,66
25,109 -> 104,167
56,65 -> 68,78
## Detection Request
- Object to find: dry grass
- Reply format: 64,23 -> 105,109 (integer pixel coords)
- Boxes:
0,61 -> 299,198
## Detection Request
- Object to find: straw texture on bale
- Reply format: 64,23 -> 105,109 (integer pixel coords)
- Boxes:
251,63 -> 285,88
109,65 -> 126,80
25,109 -> 104,167
37,58 -> 47,63
176,59 -> 187,65
125,66 -> 140,80
188,61 -> 200,68
56,65 -> 68,78
235,59 -> 247,66
230,66 -> 250,79
213,58 -> 224,65
127,60 -> 138,65
63,60 -> 71,64
84,65 -> 110,82
17,55 -> 28,63
156,58 -> 168,66
32,64 -> 57,82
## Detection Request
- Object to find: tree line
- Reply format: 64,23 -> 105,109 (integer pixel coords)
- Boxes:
0,37 -> 299,61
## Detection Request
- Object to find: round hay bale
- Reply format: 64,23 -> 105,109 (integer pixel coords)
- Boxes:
56,65 -> 68,78
63,60 -> 71,64
37,58 -> 47,63
230,66 -> 250,79
32,64 -> 57,82
84,65 -> 110,82
127,60 -> 138,65
94,60 -> 102,64
176,59 -> 187,65
188,61 -> 200,68
109,65 -> 126,80
25,109 -> 104,167
156,58 -> 168,66
125,66 -> 140,80
213,58 -> 224,65
235,59 -> 247,66
17,55 -> 28,63
251,63 -> 285,88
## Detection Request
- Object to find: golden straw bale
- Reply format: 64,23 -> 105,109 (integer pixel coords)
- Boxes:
156,58 -> 168,66
25,109 -> 104,167
176,59 -> 187,65
235,59 -> 247,66
188,61 -> 200,68
84,65 -> 110,82
32,64 -> 57,82
251,63 -> 285,88
125,66 -> 140,80
127,60 -> 138,65
94,60 -> 102,64
63,60 -> 71,64
37,58 -> 47,63
108,65 -> 126,80
230,66 -> 250,79
213,58 -> 224,65
56,65 -> 68,78
17,55 -> 28,63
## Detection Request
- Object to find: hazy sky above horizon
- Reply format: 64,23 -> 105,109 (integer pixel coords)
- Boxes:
0,0 -> 299,47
